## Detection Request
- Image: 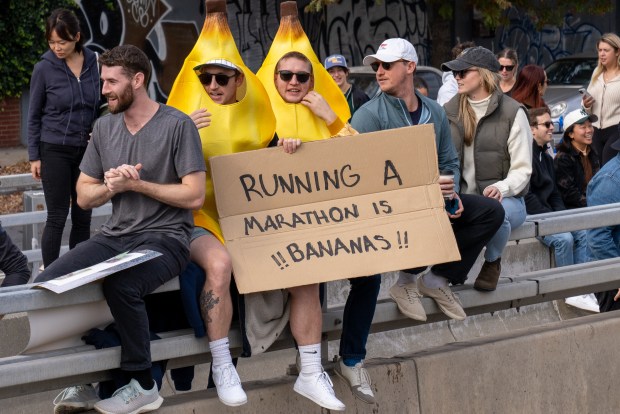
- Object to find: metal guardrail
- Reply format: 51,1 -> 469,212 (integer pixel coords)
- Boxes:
0,174 -> 41,195
2,257 -> 620,399
1,202 -> 620,399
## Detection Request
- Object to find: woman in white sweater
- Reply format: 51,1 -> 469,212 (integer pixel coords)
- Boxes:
583,33 -> 620,165
443,46 -> 532,291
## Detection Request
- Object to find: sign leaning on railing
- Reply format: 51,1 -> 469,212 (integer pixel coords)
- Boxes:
210,124 -> 460,293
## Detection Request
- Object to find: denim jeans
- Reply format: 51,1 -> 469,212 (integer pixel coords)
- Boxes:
40,142 -> 92,267
539,230 -> 587,267
338,274 -> 382,361
484,196 -> 526,262
339,194 -> 505,360
0,223 -> 30,287
35,232 -> 189,371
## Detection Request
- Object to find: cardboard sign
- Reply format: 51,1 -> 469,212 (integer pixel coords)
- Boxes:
210,125 -> 460,293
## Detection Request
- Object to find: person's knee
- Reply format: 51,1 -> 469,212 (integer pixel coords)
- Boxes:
552,233 -> 574,250
203,258 -> 232,289
289,284 -> 319,303
350,274 -> 381,295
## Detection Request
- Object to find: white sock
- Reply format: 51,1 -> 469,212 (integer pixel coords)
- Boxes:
397,272 -> 417,286
298,343 -> 322,375
422,271 -> 449,289
209,338 -> 232,369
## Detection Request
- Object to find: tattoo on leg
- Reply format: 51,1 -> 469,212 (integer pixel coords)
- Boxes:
200,289 -> 220,324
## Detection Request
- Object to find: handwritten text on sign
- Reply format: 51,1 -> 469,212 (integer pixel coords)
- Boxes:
210,125 -> 460,293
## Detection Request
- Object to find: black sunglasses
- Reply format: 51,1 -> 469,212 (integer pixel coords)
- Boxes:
536,121 -> 553,128
499,65 -> 515,71
278,70 -> 311,83
370,60 -> 404,72
198,72 -> 237,87
452,69 -> 476,79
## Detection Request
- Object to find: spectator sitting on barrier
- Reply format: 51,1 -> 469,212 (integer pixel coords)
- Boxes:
554,109 -> 601,210
328,38 -> 504,404
0,223 -> 30,289
585,131 -> 620,312
184,58 -> 251,407
269,50 -> 348,411
38,45 -> 206,414
324,54 -> 369,118
525,107 -> 598,312
443,46 -> 532,292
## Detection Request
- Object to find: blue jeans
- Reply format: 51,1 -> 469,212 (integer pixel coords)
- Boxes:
339,194 -> 505,360
484,196 -> 526,262
35,232 -> 189,371
338,275 -> 381,361
539,230 -> 587,267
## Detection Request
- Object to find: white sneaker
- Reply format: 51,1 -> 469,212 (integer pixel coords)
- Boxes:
565,294 -> 600,313
334,359 -> 376,404
294,371 -> 345,411
94,379 -> 162,414
53,385 -> 99,413
212,363 -> 248,406
389,282 -> 427,321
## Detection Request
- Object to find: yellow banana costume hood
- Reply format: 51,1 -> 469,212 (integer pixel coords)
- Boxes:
167,0 -> 275,243
256,1 -> 350,142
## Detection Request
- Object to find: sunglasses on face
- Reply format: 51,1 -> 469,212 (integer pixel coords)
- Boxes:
536,121 -> 553,128
370,60 -> 404,72
198,72 -> 236,87
499,65 -> 515,71
277,70 -> 311,83
452,69 -> 476,79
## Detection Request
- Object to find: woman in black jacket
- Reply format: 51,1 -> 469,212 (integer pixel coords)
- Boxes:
27,9 -> 100,267
554,109 -> 601,209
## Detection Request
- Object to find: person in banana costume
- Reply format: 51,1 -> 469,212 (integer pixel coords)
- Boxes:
166,1 -> 275,407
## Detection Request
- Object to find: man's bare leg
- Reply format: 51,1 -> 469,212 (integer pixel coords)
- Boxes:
190,232 -> 246,406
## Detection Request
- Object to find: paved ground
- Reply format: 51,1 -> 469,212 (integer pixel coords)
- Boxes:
0,145 -> 28,168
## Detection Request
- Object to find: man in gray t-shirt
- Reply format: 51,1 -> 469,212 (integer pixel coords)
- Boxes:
37,45 -> 206,414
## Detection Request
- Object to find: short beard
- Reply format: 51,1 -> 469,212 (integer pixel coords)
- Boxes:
107,85 -> 134,114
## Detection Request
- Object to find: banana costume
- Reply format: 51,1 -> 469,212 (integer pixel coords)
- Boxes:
256,1 -> 350,142
167,0 -> 275,243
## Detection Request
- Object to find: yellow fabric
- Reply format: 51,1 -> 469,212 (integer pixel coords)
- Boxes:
167,13 -> 276,243
256,17 -> 350,142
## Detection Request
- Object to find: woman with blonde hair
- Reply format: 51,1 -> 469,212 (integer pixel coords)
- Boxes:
497,48 -> 519,95
443,46 -> 532,292
583,33 -> 620,165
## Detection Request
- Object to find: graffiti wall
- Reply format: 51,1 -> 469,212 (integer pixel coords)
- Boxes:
75,0 -> 430,101
496,7 -> 614,68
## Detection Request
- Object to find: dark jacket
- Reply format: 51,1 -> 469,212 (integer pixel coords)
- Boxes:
554,144 -> 600,209
524,141 -> 565,214
346,83 -> 370,118
27,48 -> 101,161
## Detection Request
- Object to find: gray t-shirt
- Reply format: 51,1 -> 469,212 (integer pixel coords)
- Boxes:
81,104 -> 206,245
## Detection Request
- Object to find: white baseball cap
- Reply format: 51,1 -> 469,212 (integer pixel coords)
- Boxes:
563,108 -> 598,135
363,38 -> 418,65
193,59 -> 240,72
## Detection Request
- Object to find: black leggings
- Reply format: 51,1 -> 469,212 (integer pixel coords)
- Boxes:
592,125 -> 620,166
40,142 -> 92,267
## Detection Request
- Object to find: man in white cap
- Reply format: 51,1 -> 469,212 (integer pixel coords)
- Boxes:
324,54 -> 369,117
187,58 -> 248,407
333,38 -> 504,403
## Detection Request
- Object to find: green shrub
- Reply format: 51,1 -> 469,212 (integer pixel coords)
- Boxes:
0,0 -> 76,99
